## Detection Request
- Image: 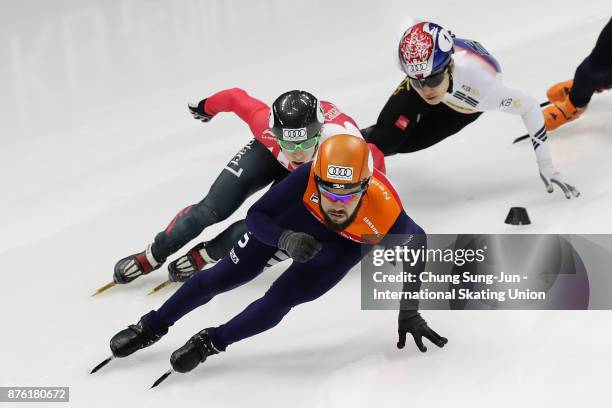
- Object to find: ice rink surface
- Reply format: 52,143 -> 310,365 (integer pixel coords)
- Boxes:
1,1 -> 611,406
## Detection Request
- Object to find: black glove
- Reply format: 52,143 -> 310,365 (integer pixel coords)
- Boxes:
278,230 -> 322,263
397,310 -> 448,352
188,99 -> 214,123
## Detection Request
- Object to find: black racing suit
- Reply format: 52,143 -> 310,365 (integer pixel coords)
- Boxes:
569,17 -> 612,107
150,139 -> 288,263
362,77 -> 482,156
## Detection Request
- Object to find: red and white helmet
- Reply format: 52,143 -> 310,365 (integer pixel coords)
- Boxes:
398,22 -> 454,79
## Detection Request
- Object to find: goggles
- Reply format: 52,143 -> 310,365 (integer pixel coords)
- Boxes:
409,68 -> 448,90
318,184 -> 365,204
277,135 -> 320,152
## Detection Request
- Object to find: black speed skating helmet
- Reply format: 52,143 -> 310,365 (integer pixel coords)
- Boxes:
269,90 -> 324,142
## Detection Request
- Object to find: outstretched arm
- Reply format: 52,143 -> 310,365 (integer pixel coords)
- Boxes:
381,213 -> 448,352
199,88 -> 271,138
480,83 -> 579,199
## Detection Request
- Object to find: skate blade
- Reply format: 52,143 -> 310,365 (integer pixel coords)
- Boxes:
147,280 -> 172,296
91,281 -> 116,297
90,355 -> 114,374
151,369 -> 173,388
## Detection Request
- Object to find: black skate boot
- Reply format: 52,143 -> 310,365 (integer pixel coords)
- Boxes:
114,244 -> 164,284
170,328 -> 220,373
110,317 -> 163,358
167,242 -> 214,282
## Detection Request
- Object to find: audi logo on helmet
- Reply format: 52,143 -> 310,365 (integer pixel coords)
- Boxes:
408,63 -> 428,72
327,165 -> 354,181
282,128 -> 308,142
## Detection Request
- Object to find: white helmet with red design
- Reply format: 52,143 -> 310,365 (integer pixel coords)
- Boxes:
397,21 -> 454,79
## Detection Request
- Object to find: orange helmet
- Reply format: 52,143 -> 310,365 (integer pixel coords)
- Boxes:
313,134 -> 372,190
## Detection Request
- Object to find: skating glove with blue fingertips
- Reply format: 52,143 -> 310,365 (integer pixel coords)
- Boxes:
397,310 -> 448,352
538,159 -> 580,199
278,230 -> 322,263
188,99 -> 214,123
